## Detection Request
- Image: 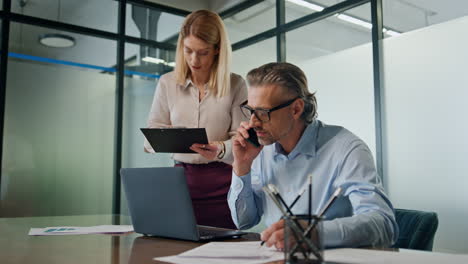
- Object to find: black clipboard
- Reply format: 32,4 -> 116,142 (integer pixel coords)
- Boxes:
141,128 -> 208,153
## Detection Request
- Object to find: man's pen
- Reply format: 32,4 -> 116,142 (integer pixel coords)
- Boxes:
285,187 -> 343,256
260,187 -> 306,246
289,187 -> 306,210
302,187 -> 343,238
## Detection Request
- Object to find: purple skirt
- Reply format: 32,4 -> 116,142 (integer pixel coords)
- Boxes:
175,162 -> 236,229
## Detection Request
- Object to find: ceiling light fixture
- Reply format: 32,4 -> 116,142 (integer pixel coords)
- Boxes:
142,56 -> 176,67
337,14 -> 373,29
39,33 -> 76,48
287,0 -> 401,36
142,56 -> 165,64
38,0 -> 76,48
287,0 -> 324,12
384,30 -> 401,36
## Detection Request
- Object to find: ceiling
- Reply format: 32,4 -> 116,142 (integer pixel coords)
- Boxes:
5,0 -> 468,74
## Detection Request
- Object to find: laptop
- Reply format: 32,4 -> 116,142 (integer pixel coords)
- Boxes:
121,167 -> 247,241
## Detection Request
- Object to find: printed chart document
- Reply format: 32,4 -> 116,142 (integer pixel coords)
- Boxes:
28,225 -> 134,236
155,241 -> 283,264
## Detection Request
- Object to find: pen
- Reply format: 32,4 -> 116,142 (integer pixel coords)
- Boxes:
260,185 -> 288,247
268,184 -> 295,216
287,187 -> 344,257
261,186 -> 311,258
303,187 -> 343,237
308,174 -> 312,224
259,186 -> 306,247
289,187 -> 306,210
318,187 -> 342,218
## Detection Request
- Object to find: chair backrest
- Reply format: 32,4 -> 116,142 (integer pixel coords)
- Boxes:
393,208 -> 439,251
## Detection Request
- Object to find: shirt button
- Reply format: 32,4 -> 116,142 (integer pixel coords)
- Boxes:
235,182 -> 242,190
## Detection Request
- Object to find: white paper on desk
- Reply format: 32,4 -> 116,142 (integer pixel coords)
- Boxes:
154,241 -> 283,264
28,225 -> 134,236
325,248 -> 468,264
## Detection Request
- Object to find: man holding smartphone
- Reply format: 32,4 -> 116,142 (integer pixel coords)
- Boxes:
227,62 -> 398,249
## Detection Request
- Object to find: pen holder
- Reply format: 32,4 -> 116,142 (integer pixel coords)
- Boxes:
284,215 -> 323,264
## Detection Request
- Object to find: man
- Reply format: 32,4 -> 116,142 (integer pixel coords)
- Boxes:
228,62 -> 398,249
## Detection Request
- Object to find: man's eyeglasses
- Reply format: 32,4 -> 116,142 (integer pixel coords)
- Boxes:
240,97 -> 299,122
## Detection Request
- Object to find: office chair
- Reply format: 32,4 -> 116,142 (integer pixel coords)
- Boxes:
393,208 -> 439,251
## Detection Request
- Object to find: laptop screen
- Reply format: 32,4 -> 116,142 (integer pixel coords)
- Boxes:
121,167 -> 200,241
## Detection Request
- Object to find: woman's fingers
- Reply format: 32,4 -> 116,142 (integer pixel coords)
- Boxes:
189,143 -> 219,160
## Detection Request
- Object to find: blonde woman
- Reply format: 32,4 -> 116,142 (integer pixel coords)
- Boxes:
145,10 -> 247,229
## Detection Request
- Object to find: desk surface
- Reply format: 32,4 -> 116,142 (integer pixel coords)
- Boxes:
0,214 -> 262,264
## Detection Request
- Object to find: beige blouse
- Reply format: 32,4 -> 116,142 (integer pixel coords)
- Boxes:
145,71 -> 248,164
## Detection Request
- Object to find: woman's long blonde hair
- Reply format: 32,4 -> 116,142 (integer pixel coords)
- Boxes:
175,10 -> 232,97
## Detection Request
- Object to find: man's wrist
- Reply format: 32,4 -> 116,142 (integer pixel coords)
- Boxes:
233,161 -> 252,176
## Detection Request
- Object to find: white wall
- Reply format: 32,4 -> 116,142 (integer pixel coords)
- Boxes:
382,16 -> 468,253
232,37 -> 276,78
297,46 -> 376,158
290,15 -> 468,253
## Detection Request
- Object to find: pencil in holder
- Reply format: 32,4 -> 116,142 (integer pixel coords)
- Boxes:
284,214 -> 323,264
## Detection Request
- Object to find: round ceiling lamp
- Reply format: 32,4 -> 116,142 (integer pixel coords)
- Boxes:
39,33 -> 76,48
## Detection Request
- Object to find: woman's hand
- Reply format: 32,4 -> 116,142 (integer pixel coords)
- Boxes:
144,146 -> 152,153
144,140 -> 155,153
190,142 -> 220,160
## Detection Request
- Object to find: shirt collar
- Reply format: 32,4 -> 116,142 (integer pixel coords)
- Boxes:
182,78 -> 209,93
274,119 -> 319,158
182,78 -> 193,90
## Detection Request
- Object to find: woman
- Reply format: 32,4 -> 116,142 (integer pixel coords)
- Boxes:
144,10 -> 247,229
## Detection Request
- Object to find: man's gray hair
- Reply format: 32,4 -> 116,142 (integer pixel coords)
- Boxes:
246,62 -> 317,124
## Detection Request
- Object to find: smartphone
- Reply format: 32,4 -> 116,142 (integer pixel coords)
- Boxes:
246,128 -> 260,147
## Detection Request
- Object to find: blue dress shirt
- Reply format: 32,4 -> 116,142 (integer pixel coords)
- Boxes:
228,120 -> 398,248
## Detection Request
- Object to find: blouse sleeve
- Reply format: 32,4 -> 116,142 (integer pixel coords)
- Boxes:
221,75 -> 248,163
144,75 -> 171,152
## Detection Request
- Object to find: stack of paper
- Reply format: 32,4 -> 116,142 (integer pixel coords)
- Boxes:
28,225 -> 134,236
155,241 -> 468,264
325,248 -> 468,264
155,241 -> 284,264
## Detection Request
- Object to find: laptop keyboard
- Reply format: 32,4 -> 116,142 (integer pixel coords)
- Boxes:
198,226 -> 245,240
199,228 -> 225,237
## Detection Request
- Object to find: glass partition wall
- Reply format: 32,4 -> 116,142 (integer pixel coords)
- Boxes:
0,0 -> 182,217
2,0 -> 468,254
0,0 -> 384,217
0,0 -> 386,218
287,3 -> 376,157
1,3 -> 119,216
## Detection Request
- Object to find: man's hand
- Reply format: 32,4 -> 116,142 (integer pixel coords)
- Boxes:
261,219 -> 319,252
232,121 -> 263,175
261,219 -> 285,250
